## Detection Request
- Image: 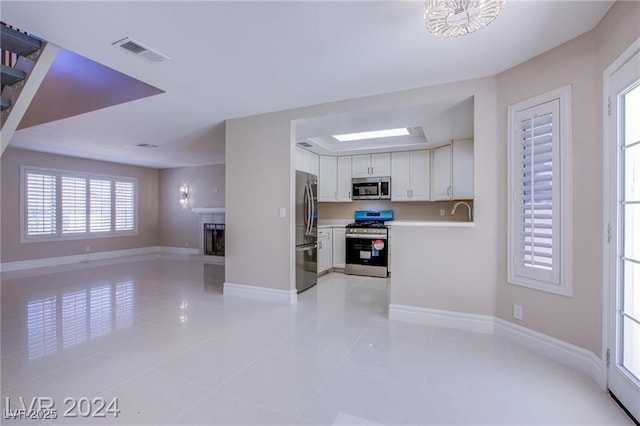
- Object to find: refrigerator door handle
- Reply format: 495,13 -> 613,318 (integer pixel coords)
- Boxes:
296,242 -> 317,252
306,182 -> 313,236
304,183 -> 309,236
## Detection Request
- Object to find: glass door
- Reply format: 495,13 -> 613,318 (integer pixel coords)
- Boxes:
606,45 -> 640,423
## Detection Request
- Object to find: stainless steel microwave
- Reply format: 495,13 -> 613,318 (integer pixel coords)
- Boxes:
352,177 -> 391,200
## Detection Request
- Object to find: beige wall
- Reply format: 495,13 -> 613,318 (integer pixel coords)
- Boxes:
158,164 -> 225,249
0,148 -> 159,263
388,78 -> 500,316
225,113 -> 294,291
495,1 -> 640,355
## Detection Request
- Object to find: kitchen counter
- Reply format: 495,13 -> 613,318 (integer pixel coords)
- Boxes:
388,221 -> 475,228
318,219 -> 351,228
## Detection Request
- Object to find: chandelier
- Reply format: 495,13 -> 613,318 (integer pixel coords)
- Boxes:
424,0 -> 505,37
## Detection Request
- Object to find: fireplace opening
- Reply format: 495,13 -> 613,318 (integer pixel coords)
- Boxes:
204,223 -> 225,256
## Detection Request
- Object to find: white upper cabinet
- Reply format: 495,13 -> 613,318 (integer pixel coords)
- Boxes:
452,139 -> 474,199
431,144 -> 452,200
318,156 -> 337,201
431,140 -> 474,200
391,150 -> 430,201
295,147 -> 319,176
336,156 -> 352,202
319,155 -> 352,202
351,153 -> 391,177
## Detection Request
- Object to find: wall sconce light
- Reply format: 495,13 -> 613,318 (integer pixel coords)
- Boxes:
180,185 -> 189,207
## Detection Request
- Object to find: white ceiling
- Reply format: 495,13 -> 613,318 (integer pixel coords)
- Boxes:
1,1 -> 613,168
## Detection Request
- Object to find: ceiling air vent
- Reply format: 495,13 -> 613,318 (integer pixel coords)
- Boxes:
297,142 -> 312,148
112,37 -> 169,63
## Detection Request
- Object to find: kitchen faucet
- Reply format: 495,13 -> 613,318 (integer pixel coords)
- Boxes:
451,201 -> 472,222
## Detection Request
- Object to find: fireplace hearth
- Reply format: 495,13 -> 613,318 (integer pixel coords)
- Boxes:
204,223 -> 225,256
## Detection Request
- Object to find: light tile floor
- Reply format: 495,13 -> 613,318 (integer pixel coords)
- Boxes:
0,256 -> 634,425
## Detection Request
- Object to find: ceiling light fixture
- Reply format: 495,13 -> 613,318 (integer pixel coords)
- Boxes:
424,0 -> 505,37
333,128 -> 410,142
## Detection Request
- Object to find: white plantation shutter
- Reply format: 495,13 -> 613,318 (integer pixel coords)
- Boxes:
115,181 -> 135,231
517,104 -> 559,284
22,168 -> 137,241
61,176 -> 87,234
90,179 -> 112,233
26,172 -> 57,236
508,87 -> 571,296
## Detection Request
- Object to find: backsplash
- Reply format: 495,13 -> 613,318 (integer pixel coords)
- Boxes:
318,200 -> 474,222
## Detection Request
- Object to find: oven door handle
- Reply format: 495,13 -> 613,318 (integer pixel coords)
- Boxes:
346,234 -> 387,240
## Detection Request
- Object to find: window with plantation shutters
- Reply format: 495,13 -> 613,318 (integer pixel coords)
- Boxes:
115,181 -> 135,231
508,86 -> 572,296
61,176 -> 87,234
22,167 -> 137,241
25,172 -> 57,236
90,179 -> 112,233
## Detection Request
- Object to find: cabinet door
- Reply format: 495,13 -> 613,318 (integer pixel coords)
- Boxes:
452,139 -> 474,199
332,227 -> 346,268
431,144 -> 452,200
391,152 -> 411,201
318,156 -> 338,201
351,155 -> 371,177
410,150 -> 430,200
325,231 -> 333,272
370,153 -> 391,176
336,156 -> 352,202
317,229 -> 329,273
319,229 -> 333,273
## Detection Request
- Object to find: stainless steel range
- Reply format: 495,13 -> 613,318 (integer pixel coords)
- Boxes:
345,210 -> 393,278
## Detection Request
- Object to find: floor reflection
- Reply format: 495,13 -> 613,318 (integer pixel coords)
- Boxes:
203,264 -> 224,294
26,280 -> 134,360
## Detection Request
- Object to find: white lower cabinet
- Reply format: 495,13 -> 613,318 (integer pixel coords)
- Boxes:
332,227 -> 346,268
318,228 -> 333,274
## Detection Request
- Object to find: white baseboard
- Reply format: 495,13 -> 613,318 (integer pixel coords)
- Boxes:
494,318 -> 606,390
0,247 -> 159,272
388,304 -> 605,390
189,254 -> 225,265
388,304 -> 495,334
223,282 -> 297,304
156,246 -> 199,256
0,246 -> 205,273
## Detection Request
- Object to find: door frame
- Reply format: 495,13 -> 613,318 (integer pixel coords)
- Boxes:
602,35 -> 640,416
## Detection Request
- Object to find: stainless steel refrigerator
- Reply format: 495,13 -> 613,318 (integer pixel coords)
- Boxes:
295,171 -> 318,293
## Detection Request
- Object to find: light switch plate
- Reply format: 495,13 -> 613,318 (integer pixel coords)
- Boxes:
513,304 -> 523,320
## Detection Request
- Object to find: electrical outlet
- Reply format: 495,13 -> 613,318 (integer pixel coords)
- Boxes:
513,304 -> 523,320
440,209 -> 445,216
184,241 -> 189,247
85,245 -> 91,253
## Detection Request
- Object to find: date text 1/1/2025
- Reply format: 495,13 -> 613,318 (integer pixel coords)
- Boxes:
3,396 -> 120,420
